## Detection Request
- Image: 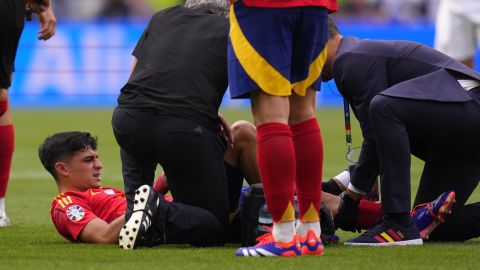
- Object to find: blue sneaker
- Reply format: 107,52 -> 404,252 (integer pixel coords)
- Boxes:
328,234 -> 340,244
411,191 -> 455,240
236,233 -> 301,257
344,217 -> 423,246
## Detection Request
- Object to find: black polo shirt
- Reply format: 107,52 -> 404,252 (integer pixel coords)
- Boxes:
117,6 -> 229,133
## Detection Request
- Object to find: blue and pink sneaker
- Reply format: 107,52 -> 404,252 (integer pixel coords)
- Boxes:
299,230 -> 324,255
411,190 -> 456,240
236,233 -> 301,257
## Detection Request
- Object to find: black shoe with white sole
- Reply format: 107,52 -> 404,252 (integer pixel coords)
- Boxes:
344,217 -> 423,246
119,185 -> 160,250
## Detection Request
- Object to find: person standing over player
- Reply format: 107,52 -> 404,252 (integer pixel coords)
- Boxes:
228,0 -> 337,257
111,0 -> 234,249
435,0 -> 480,69
0,0 -> 56,227
323,17 -> 480,245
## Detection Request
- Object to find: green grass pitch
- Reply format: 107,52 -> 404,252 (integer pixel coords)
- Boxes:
0,108 -> 478,270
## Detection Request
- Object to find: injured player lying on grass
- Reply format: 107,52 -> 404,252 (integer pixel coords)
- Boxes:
39,130 -> 455,247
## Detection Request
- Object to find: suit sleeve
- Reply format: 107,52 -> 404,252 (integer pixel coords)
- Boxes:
334,53 -> 389,193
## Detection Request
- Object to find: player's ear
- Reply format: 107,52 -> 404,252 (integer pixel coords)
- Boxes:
54,161 -> 69,177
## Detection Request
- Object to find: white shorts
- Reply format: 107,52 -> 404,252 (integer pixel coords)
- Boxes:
434,0 -> 480,61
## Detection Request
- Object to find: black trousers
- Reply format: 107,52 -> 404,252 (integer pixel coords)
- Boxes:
369,94 -> 480,241
112,107 -> 229,246
0,0 -> 24,89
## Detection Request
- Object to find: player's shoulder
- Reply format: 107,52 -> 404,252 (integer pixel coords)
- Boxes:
51,190 -> 90,209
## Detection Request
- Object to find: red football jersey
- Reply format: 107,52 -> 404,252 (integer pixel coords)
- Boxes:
241,0 -> 338,11
50,187 -> 127,242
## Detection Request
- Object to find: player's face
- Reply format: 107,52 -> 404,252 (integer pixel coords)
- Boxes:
65,146 -> 103,189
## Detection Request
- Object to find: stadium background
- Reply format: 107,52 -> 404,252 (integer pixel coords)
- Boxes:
12,0 -> 479,108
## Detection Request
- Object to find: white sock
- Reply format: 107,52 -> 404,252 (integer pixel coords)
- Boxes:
0,197 -> 5,217
272,221 -> 296,243
333,170 -> 350,190
296,221 -> 321,237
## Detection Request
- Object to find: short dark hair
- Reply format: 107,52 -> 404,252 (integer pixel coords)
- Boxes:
38,131 -> 97,180
328,16 -> 341,39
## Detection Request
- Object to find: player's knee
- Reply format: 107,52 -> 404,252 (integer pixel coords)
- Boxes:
289,105 -> 316,125
0,90 -> 8,117
231,120 -> 256,144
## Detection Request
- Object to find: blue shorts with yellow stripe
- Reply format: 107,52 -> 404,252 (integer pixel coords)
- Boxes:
228,1 -> 329,99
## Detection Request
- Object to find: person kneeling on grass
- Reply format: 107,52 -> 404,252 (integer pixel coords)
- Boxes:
39,130 -> 456,247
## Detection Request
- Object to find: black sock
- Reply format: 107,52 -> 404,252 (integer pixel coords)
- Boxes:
322,179 -> 343,195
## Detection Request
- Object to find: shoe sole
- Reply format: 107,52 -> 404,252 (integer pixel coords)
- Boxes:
300,239 -> 324,255
237,248 -> 301,257
419,192 -> 455,240
119,185 -> 155,250
301,245 -> 324,255
344,238 -> 423,246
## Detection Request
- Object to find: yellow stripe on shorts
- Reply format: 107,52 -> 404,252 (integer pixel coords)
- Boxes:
229,6 -> 292,96
292,45 -> 328,96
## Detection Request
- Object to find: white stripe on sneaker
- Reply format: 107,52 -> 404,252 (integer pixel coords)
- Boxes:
344,238 -> 423,246
257,248 -> 276,256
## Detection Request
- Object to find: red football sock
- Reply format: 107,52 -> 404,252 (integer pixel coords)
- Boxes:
257,122 -> 295,223
153,173 -> 169,195
0,101 -> 7,117
0,125 -> 14,198
291,118 -> 323,222
356,199 -> 383,229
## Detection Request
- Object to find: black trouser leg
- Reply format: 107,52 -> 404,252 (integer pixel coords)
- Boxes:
369,96 -> 480,218
154,198 -> 226,246
120,148 -> 157,203
412,142 -> 480,242
369,96 -> 412,214
428,202 -> 480,242
112,107 -> 230,245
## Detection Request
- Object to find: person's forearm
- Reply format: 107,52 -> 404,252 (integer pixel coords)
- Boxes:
321,191 -> 341,216
27,0 -> 51,14
103,215 -> 126,244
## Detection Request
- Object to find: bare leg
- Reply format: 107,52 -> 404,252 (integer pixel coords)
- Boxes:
223,120 -> 260,184
0,88 -> 14,227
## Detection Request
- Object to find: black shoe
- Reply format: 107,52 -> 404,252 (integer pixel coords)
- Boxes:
138,225 -> 166,247
344,217 -> 423,246
119,185 -> 160,250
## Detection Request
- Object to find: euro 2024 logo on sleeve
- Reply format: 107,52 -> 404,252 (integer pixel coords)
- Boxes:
66,205 -> 85,222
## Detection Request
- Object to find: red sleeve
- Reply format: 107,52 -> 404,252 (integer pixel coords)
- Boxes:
51,198 -> 97,242
242,0 -> 338,11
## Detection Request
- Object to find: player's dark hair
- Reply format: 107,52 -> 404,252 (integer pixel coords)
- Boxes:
328,16 -> 341,39
38,131 -> 97,180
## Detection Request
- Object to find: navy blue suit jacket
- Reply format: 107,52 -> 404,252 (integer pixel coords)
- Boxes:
332,36 -> 480,192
